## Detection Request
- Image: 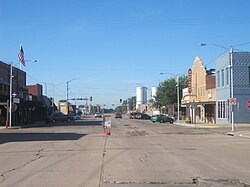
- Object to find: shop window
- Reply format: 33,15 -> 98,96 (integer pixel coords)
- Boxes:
226,68 -> 229,85
218,100 -> 228,119
221,69 -> 224,87
217,71 -> 220,87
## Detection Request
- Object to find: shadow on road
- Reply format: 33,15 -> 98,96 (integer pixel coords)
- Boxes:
20,119 -> 103,129
0,132 -> 86,144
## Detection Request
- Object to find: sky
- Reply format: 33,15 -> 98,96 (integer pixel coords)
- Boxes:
1,0 -> 250,108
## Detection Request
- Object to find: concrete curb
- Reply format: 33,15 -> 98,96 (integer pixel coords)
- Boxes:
175,122 -> 223,129
226,132 -> 235,136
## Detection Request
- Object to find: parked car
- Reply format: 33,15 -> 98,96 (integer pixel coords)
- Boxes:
129,112 -> 140,119
94,112 -> 102,118
151,114 -> 174,124
135,113 -> 151,120
45,112 -> 71,123
68,113 -> 81,120
115,112 -> 122,119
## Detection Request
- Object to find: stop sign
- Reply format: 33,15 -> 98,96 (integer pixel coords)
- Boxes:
247,100 -> 250,109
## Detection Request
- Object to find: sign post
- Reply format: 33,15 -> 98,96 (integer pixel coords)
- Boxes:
103,115 -> 111,136
229,98 -> 236,132
229,98 -> 237,105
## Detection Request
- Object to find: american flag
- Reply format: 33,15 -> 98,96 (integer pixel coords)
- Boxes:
18,45 -> 25,66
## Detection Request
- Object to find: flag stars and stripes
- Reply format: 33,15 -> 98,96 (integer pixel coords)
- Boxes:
18,45 -> 25,66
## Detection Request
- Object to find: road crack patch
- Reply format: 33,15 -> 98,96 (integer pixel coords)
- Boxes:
139,153 -> 151,166
0,145 -> 44,184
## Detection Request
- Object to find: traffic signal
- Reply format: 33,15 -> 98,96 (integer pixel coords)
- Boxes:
120,99 -> 122,103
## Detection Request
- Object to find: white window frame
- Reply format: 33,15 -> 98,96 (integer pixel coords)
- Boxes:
218,100 -> 228,119
217,71 -> 220,87
221,69 -> 224,87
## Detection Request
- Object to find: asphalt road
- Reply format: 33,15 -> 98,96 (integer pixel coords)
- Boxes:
0,115 -> 250,187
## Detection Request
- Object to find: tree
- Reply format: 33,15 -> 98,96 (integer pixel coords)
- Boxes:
59,99 -> 67,103
153,75 -> 188,109
115,106 -> 122,113
127,96 -> 136,111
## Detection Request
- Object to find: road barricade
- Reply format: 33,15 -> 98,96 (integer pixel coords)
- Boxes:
103,115 -> 111,136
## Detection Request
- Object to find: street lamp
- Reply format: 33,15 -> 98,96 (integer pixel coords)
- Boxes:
160,73 -> 180,122
66,78 -> 79,115
66,78 -> 79,102
198,43 -> 234,131
9,63 -> 13,128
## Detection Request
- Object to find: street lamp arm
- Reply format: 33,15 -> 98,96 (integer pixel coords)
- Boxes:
66,77 -> 79,84
198,43 -> 229,50
160,72 -> 177,77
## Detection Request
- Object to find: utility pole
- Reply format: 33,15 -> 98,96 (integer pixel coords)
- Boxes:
9,63 -> 13,128
177,75 -> 180,123
230,46 -> 234,132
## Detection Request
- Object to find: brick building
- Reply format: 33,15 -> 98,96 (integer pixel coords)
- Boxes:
0,61 -> 27,126
0,61 -> 52,126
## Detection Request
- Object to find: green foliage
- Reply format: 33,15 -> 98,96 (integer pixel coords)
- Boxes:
59,99 -> 67,103
115,106 -> 122,112
153,75 -> 188,108
127,96 -> 136,110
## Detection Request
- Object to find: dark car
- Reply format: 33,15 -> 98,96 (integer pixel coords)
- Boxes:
135,113 -> 151,120
115,112 -> 122,118
45,112 -> 71,124
68,113 -> 81,120
151,114 -> 174,124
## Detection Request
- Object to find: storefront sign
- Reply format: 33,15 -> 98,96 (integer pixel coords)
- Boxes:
208,89 -> 212,99
188,69 -> 192,93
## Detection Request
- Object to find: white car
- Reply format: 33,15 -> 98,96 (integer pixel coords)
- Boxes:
94,113 -> 102,118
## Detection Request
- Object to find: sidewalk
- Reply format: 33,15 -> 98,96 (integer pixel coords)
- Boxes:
0,121 -> 47,130
175,120 -> 250,139
175,120 -> 222,128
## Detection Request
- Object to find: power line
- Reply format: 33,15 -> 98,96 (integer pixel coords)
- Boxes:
2,17 -> 250,27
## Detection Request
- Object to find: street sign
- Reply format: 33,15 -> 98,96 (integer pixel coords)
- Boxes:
229,98 -> 237,105
13,98 -> 20,104
246,100 -> 250,109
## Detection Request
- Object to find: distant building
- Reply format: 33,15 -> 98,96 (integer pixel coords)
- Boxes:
151,87 -> 157,102
27,84 -> 43,96
136,86 -> 147,109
